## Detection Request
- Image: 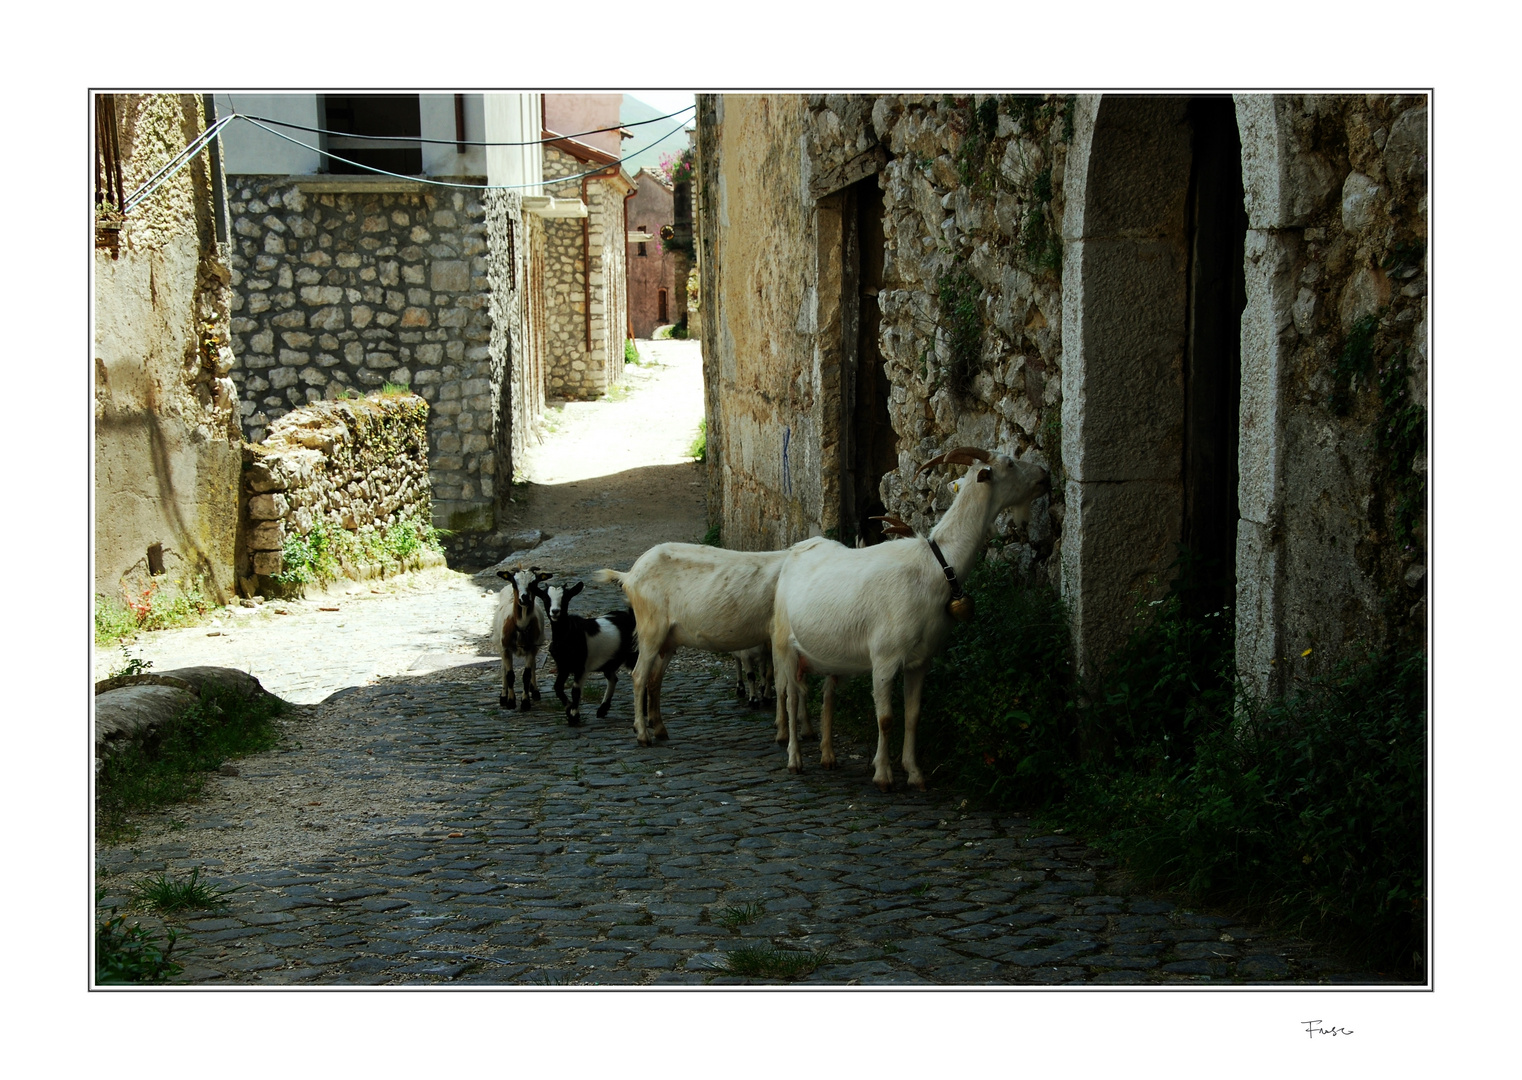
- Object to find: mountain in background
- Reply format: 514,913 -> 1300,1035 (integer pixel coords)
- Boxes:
619,94 -> 695,177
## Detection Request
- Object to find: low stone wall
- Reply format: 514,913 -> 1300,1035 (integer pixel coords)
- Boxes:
241,394 -> 438,593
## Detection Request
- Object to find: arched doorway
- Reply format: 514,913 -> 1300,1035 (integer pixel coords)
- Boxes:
1061,95 -> 1248,670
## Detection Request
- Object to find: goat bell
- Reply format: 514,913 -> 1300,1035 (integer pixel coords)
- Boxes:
949,594 -> 976,622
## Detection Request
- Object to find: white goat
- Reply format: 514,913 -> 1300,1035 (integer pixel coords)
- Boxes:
596,539 -> 829,746
771,447 -> 1050,791
489,567 -> 552,711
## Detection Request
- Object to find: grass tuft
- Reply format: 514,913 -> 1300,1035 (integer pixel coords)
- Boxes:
129,866 -> 243,914
722,944 -> 831,980
716,902 -> 765,929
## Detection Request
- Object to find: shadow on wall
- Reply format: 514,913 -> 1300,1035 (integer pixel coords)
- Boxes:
96,406 -> 238,606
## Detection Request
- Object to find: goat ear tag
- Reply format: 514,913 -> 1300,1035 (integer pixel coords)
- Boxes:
977,467 -> 992,483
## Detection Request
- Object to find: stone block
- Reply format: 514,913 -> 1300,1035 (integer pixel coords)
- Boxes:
252,550 -> 284,576
249,493 -> 290,521
431,260 -> 471,292
249,520 -> 286,551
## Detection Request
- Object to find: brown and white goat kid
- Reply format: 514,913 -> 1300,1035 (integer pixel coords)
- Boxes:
596,540 -> 828,746
771,448 -> 1049,791
490,567 -> 552,711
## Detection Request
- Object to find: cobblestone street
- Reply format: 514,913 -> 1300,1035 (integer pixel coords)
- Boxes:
93,338 -> 1397,987
94,571 -> 1392,986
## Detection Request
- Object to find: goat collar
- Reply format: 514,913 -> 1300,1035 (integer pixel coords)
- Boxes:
927,538 -> 964,606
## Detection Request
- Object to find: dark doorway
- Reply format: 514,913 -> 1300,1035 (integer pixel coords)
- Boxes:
1180,97 -> 1247,617
842,176 -> 896,545
321,95 -> 423,175
658,289 -> 668,324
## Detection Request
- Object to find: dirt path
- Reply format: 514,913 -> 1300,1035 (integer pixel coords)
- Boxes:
498,337 -> 708,579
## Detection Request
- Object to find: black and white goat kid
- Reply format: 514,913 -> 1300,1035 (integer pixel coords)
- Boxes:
491,567 -> 552,711
533,580 -> 639,725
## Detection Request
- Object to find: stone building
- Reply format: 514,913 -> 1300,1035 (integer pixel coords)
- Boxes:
540,96 -> 635,400
213,93 -> 554,554
94,93 -> 243,607
626,168 -> 678,337
696,93 -> 1428,695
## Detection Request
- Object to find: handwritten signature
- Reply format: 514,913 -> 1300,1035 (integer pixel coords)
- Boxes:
1303,1020 -> 1354,1039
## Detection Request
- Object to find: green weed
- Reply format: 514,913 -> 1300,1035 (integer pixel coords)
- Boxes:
624,339 -> 640,365
700,522 -> 722,547
722,944 -> 830,980
96,581 -> 215,645
689,418 -> 707,463
716,902 -> 765,929
129,866 -> 243,914
96,902 -> 181,984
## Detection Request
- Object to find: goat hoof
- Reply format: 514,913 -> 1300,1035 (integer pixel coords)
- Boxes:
566,714 -> 581,727
518,698 -> 532,712
596,705 -> 611,719
874,777 -> 894,793
821,758 -> 837,770
498,695 -> 513,709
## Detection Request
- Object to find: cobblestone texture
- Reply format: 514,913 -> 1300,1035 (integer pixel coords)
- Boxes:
94,572 -> 1394,986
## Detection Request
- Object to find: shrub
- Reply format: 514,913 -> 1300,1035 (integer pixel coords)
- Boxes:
95,581 -> 215,646
96,904 -> 181,984
815,554 -> 1426,975
689,418 -> 707,463
820,561 -> 1076,806
624,339 -> 640,365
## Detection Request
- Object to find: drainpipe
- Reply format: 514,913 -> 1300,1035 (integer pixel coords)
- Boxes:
624,182 -> 638,341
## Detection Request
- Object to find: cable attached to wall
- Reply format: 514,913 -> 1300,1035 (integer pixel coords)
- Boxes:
119,110 -> 694,216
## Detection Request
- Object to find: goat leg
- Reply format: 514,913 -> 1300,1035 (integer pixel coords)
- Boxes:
566,675 -> 582,726
527,651 -> 542,700
871,666 -> 897,792
901,664 -> 928,791
499,659 -> 516,710
596,667 -> 617,719
630,650 -> 656,745
648,648 -> 671,740
819,675 -> 837,768
517,658 -> 532,712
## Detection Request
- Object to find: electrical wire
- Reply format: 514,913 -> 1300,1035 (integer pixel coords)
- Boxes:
232,103 -> 695,148
114,105 -> 693,217
237,113 -> 691,191
122,112 -> 238,213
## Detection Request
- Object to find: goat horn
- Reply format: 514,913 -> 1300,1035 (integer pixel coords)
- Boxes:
917,446 -> 993,474
870,514 -> 913,533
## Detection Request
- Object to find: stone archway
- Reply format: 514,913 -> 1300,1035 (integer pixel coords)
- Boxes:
1060,95 -> 1268,675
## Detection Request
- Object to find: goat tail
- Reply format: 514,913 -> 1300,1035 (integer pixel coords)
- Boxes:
593,568 -> 625,587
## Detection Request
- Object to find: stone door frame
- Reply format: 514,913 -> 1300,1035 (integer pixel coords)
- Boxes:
1060,94 -> 1301,696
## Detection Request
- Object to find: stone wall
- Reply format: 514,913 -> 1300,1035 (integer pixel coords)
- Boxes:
241,394 -> 437,593
697,94 -> 822,550
94,93 -> 244,607
224,177 -> 500,536
541,147 -> 631,400
697,92 -> 1427,687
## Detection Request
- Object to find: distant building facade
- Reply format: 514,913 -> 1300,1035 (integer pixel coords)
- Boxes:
626,169 -> 677,338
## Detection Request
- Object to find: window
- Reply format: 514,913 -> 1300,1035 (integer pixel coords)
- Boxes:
320,95 -> 422,175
